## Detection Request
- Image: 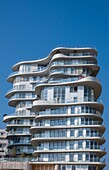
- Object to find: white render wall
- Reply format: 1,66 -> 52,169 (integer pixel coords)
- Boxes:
46,86 -> 84,102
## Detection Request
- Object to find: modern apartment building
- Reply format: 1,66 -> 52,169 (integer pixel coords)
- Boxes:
3,60 -> 38,157
0,129 -> 8,158
3,47 -> 106,170
30,48 -> 106,170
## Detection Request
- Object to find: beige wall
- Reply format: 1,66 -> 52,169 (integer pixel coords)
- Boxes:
0,162 -> 32,170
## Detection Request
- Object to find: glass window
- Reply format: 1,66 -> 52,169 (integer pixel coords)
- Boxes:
70,117 -> 74,125
70,86 -> 77,93
70,129 -> 74,136
81,118 -> 84,125
79,129 -> 83,137
78,153 -> 82,161
81,106 -> 85,113
74,86 -> 77,92
86,129 -> 90,136
50,120 -> 54,126
74,97 -> 77,102
71,106 -> 75,114
61,165 -> 66,170
78,140 -> 82,148
86,141 -> 89,149
86,154 -> 89,161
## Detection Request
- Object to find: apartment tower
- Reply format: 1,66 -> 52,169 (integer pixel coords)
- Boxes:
4,47 -> 106,170
3,60 -> 38,157
30,48 -> 106,170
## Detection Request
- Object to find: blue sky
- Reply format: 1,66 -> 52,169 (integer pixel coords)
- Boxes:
0,0 -> 109,169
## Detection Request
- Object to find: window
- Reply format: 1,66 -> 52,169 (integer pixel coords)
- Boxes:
78,153 -> 82,161
86,154 -> 89,161
70,129 -> 74,136
50,120 -> 54,126
79,129 -> 83,137
78,140 -> 82,149
86,129 -> 90,136
74,97 -> 77,102
86,141 -> 89,149
70,117 -> 74,125
61,165 -> 66,170
70,86 -> 77,93
81,118 -> 84,125
54,86 -> 65,103
30,119 -> 33,125
41,88 -> 47,100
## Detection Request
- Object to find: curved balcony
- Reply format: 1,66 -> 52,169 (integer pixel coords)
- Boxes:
30,125 -> 105,135
48,76 -> 81,84
51,58 -> 97,65
7,131 -> 31,138
7,69 -> 49,83
12,47 -> 97,71
8,140 -> 31,147
51,58 -> 98,66
34,113 -> 103,121
5,87 -> 34,98
51,51 -> 97,60
8,95 -> 35,107
50,65 -> 99,77
31,136 -> 105,146
6,123 -> 32,130
33,149 -> 106,158
31,130 -> 102,139
32,98 -> 104,113
36,105 -> 102,117
3,112 -> 35,123
16,149 -> 34,155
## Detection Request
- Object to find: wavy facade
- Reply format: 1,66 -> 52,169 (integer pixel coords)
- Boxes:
4,47 -> 106,169
3,59 -> 38,157
30,48 -> 106,170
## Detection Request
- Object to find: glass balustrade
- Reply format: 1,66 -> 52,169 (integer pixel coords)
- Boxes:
8,140 -> 30,145
51,59 -> 97,66
50,68 -> 91,75
39,97 -> 98,104
15,111 -> 35,116
32,129 -> 101,138
35,117 -> 102,127
13,75 -> 47,84
10,93 -> 36,100
7,121 -> 35,125
9,66 -> 47,77
37,105 -> 101,116
7,130 -> 30,135
56,52 -> 96,57
48,77 -> 80,84
6,86 -> 34,94
36,152 -> 100,162
36,140 -> 100,151
3,111 -> 35,118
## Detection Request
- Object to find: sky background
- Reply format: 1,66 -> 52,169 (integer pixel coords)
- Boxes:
0,0 -> 109,169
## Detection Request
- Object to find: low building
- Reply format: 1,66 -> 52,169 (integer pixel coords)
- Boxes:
0,129 -> 8,158
0,161 -> 31,170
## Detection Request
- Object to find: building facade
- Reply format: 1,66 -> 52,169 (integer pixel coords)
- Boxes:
3,59 -> 38,157
3,47 -> 106,170
30,48 -> 106,170
0,129 -> 8,158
